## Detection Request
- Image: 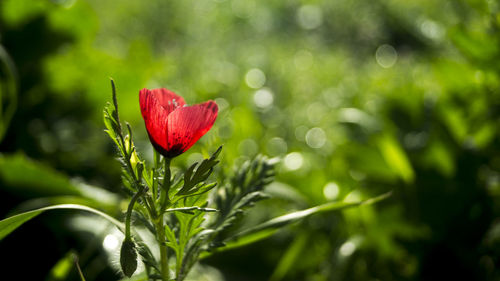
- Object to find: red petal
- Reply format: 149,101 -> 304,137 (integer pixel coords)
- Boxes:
142,88 -> 186,115
139,88 -> 171,152
166,100 -> 218,157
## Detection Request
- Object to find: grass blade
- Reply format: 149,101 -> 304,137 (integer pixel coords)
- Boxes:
0,204 -> 123,241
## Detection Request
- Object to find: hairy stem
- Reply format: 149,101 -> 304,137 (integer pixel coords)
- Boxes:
156,217 -> 169,281
153,150 -> 161,201
125,187 -> 145,239
164,158 -> 172,197
161,157 -> 172,212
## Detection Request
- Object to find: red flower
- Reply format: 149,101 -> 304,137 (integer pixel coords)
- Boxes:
139,88 -> 218,158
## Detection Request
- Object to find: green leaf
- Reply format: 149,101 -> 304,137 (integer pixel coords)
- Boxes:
211,155 -> 276,236
173,183 -> 218,203
0,45 -> 18,141
10,195 -> 120,217
177,146 -> 221,196
376,134 -> 414,183
202,192 -> 391,258
165,206 -> 218,213
0,204 -> 123,241
269,232 -> 309,281
0,153 -> 82,197
46,251 -> 74,281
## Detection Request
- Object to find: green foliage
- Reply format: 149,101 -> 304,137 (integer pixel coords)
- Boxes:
211,156 -> 276,238
204,192 -> 392,257
174,146 -> 221,198
3,0 -> 500,280
0,153 -> 82,197
101,84 -> 389,280
46,251 -> 75,281
0,45 -> 17,141
0,204 -> 123,241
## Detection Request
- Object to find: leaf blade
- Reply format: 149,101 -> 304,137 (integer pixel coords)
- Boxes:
202,191 -> 391,258
0,204 -> 123,241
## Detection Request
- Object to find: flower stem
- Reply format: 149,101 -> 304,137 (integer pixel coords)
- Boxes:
155,217 -> 169,281
160,157 -> 172,213
156,158 -> 171,280
152,150 -> 160,201
164,157 -> 171,196
125,187 -> 146,240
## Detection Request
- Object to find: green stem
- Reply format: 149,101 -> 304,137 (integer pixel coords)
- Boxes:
164,157 -> 172,196
155,158 -> 172,280
155,217 -> 170,281
73,254 -> 87,281
153,150 -> 161,201
146,195 -> 158,219
160,158 -> 172,212
125,188 -> 146,240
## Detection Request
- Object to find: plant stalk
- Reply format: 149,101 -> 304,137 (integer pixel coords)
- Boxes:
160,157 -> 172,213
125,187 -> 145,240
164,157 -> 172,197
156,217 -> 170,281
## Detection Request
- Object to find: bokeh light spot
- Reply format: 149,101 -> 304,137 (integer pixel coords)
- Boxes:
297,5 -> 323,30
420,19 -> 444,40
267,137 -> 288,156
253,88 -> 274,108
238,138 -> 258,156
295,125 -> 309,142
307,102 -> 327,124
375,44 -> 397,68
214,98 -> 229,112
306,127 -> 327,148
284,152 -> 303,170
323,182 -> 340,200
103,234 -> 119,251
245,68 -> 266,89
339,241 -> 356,256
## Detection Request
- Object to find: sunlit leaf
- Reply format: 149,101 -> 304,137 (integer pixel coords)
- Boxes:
202,192 -> 391,258
0,45 -> 18,141
376,134 -> 414,183
46,251 -> 74,281
0,154 -> 82,197
269,232 -> 309,281
0,204 -> 123,241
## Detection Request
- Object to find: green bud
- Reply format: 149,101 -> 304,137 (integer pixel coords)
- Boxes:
124,135 -> 140,170
120,239 -> 137,277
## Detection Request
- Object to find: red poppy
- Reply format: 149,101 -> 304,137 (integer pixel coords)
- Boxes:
139,88 -> 218,158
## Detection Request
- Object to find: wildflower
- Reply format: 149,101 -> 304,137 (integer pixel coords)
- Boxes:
139,88 -> 218,158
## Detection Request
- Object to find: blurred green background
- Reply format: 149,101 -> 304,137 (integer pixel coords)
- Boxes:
1,0 -> 500,280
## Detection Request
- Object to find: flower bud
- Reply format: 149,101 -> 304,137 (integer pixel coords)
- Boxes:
120,239 -> 137,277
124,135 -> 140,170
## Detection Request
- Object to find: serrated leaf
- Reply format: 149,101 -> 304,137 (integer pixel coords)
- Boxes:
174,183 -> 218,201
210,155 -> 276,237
164,225 -> 179,252
176,147 -> 222,197
202,192 -> 392,258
